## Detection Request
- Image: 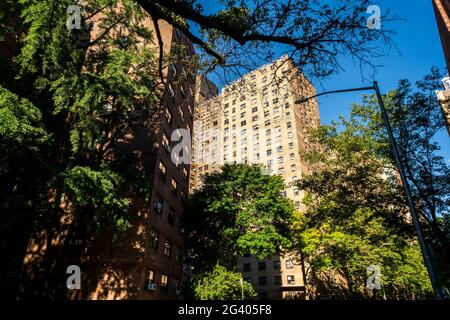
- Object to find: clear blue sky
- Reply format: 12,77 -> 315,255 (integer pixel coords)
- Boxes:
195,0 -> 450,160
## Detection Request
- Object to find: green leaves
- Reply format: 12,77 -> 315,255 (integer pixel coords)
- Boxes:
295,98 -> 433,299
0,0 -> 162,246
192,264 -> 256,300
62,166 -> 131,238
0,85 -> 50,152
186,164 -> 295,271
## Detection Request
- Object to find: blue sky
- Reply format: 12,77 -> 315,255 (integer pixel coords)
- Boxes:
196,0 -> 450,160
315,0 -> 450,161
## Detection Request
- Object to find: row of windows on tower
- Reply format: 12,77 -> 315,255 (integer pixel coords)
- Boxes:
242,260 -> 295,272
152,192 -> 186,235
146,269 -> 181,295
149,228 -> 183,263
244,275 -> 296,287
223,100 -> 291,118
223,109 -> 292,126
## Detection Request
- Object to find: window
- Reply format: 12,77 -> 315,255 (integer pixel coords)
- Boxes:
274,276 -> 281,286
241,120 -> 247,126
241,112 -> 246,118
294,189 -> 300,196
252,125 -> 259,131
273,261 -> 280,270
150,229 -> 159,249
168,207 -> 175,225
175,247 -> 182,264
252,115 -> 258,122
158,161 -> 167,181
289,142 -> 294,149
287,275 -> 295,284
285,102 -> 290,109
266,149 -> 272,156
252,107 -> 258,113
161,274 -> 169,293
153,193 -> 163,213
165,108 -> 172,124
182,167 -> 188,181
168,83 -> 175,98
174,278 -> 181,295
291,164 -> 296,172
147,270 -> 155,283
170,178 -> 177,195
287,132 -> 293,139
277,146 -> 283,153
273,98 -> 279,104
243,263 -> 251,272
277,156 -> 284,163
286,260 -> 294,269
281,191 -> 287,197
287,121 -> 292,129
265,120 -> 270,126
169,63 -> 177,78
258,277 -> 267,286
164,240 -> 172,256
162,132 -> 171,152
278,167 -> 285,174
290,153 -> 295,160
224,119 -> 229,125
258,262 -> 266,271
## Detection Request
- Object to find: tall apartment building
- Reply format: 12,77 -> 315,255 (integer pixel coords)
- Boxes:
433,0 -> 450,74
190,56 -> 320,299
16,8 -> 196,299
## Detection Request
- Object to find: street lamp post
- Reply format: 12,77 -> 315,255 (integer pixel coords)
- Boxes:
295,81 -> 444,299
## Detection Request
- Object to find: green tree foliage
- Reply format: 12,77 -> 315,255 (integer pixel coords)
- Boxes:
351,68 -> 450,294
192,264 -> 256,300
0,0 -> 165,240
185,164 -> 295,271
295,98 -> 434,299
138,0 -> 395,80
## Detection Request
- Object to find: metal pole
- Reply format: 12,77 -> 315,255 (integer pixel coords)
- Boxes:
240,277 -> 244,300
373,81 -> 443,299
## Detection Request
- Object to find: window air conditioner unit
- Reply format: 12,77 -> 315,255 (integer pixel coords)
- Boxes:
147,282 -> 157,291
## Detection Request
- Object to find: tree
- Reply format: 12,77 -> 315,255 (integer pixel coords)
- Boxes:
190,264 -> 256,300
351,68 -> 450,293
0,0 -> 169,240
136,0 -> 395,82
294,101 -> 434,299
185,163 -> 295,272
